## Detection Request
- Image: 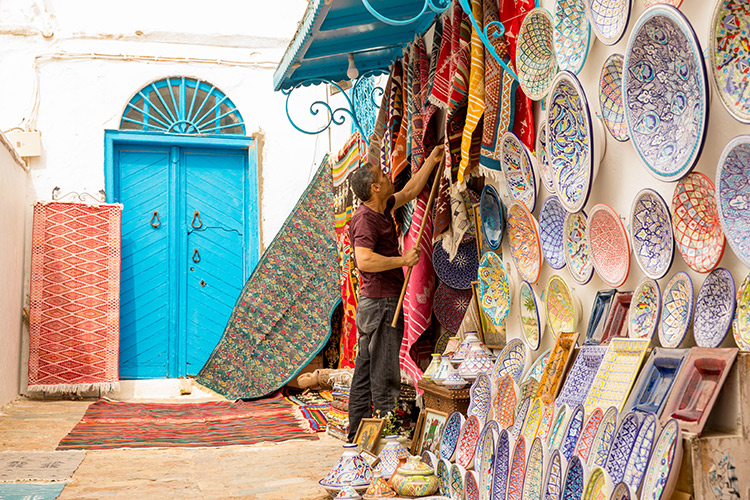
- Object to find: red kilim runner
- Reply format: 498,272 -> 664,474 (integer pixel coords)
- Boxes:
28,201 -> 122,393
57,395 -> 317,450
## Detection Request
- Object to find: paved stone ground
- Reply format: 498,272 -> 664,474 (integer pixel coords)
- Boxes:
0,396 -> 343,499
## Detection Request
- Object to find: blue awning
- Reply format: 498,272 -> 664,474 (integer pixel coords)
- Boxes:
273,0 -> 439,91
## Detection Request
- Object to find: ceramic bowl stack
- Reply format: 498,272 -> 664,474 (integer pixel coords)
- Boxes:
319,444 -> 373,496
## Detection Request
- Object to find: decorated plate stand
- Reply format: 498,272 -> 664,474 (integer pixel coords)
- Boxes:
624,348 -> 689,417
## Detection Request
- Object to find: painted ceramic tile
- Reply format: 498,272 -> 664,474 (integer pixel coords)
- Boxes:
562,456 -> 585,500
510,397 -> 531,440
479,251 -> 513,328
536,118 -> 556,193
658,272 -> 694,348
560,404 -> 585,461
584,338 -> 649,415
493,339 -> 528,385
506,436 -> 527,500
586,406 -> 618,470
629,278 -> 661,340
535,332 -> 579,404
522,398 -> 545,445
440,411 -> 465,461
630,188 -> 674,280
553,0 -> 591,73
588,0 -> 631,45
624,5 -> 709,180
694,267 -> 736,348
587,204 -> 630,288
557,345 -> 607,408
548,405 -> 570,452
599,53 -> 629,141
585,290 -> 616,345
605,412 -> 642,484
735,273 -> 750,350
624,348 -> 688,416
623,412 -> 658,494
641,419 -> 682,500
540,195 -> 567,270
493,375 -> 518,429
710,2 -> 750,123
543,450 -> 564,500
523,437 -> 545,500
547,71 -> 597,213
660,347 -> 738,435
671,172 -> 725,273
545,275 -> 578,336
537,400 -> 556,441
520,281 -> 544,351
574,407 -> 604,463
469,373 -> 492,424
564,210 -> 594,285
600,291 -> 633,345
717,136 -> 750,268
493,430 -> 510,500
524,348 -> 552,384
501,132 -> 539,212
507,200 -> 543,284
480,185 -> 504,250
517,8 -> 558,101
582,467 -> 609,500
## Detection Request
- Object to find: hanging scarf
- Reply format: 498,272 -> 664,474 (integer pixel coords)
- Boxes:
410,37 -> 428,171
457,0 -> 486,184
381,64 -> 404,175
430,6 -> 457,108
368,71 -> 392,168
391,53 -> 411,181
425,17 -> 443,102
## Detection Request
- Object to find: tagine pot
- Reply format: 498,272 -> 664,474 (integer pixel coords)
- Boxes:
319,443 -> 373,495
389,456 -> 440,497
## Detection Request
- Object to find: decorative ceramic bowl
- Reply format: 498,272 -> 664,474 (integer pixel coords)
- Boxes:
735,273 -> 750,350
562,456 -> 585,500
500,132 -> 539,212
319,444 -> 373,495
507,200 -> 543,284
519,281 -> 546,351
458,345 -> 494,380
629,278 -> 661,340
478,251 -> 513,327
536,118 -> 556,193
376,435 -> 410,479
545,274 -> 581,336
434,283 -> 473,333
455,415 -> 482,469
587,0 -> 631,45
694,268 -> 736,348
553,0 -> 592,73
439,412 -> 465,461
710,1 -> 750,123
586,203 -> 630,288
671,172 -> 726,273
390,456 -> 439,497
630,188 -> 674,280
716,135 -> 750,267
443,371 -> 470,389
517,7 -> 558,101
641,419 -> 683,500
433,239 -> 480,290
658,272 -> 694,348
599,53 -> 629,142
623,5 -> 709,181
563,210 -> 594,285
492,338 -> 528,384
539,195 -> 567,270
479,185 -> 504,250
523,437 -> 545,500
547,70 -> 606,213
543,450 -> 564,500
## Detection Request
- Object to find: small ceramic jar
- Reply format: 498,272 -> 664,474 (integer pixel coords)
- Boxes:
389,456 -> 439,497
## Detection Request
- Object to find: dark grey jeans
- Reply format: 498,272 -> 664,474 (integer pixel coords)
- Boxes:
347,296 -> 404,441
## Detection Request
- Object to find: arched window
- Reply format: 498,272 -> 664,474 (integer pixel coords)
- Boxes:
120,77 -> 245,135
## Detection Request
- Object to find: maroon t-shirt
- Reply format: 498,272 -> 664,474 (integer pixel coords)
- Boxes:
350,196 -> 405,298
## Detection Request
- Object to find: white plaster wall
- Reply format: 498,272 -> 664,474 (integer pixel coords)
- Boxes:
0,134 -> 29,407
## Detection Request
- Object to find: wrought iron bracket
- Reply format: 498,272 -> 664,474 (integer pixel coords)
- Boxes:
359,0 -> 450,25
51,186 -> 107,203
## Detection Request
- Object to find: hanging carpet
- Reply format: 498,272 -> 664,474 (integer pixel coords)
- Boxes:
196,156 -> 339,399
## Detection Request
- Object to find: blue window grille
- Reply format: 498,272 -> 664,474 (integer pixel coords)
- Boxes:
120,77 -> 245,135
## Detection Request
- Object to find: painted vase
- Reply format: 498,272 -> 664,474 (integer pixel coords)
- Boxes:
390,456 -> 440,497
319,443 -> 373,495
376,435 -> 411,479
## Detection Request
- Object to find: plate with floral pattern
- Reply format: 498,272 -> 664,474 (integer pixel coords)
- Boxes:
658,272 -> 694,348
517,8 -> 558,101
501,132 -> 539,212
693,268 -> 736,348
716,135 -> 750,267
628,278 -> 661,340
630,188 -> 674,280
587,203 -> 630,288
540,195 -> 567,270
507,200 -> 543,284
563,210 -> 594,285
478,251 -> 513,327
599,53 -> 630,142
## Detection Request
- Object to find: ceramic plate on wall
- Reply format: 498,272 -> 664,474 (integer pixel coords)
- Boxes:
628,278 -> 661,340
493,375 -> 518,429
624,5 -> 709,181
548,70 -> 604,213
537,400 -> 556,441
478,251 -> 512,327
439,411 -> 465,461
492,338 -> 528,384
500,132 -> 539,211
507,200 -> 543,284
553,0 -> 592,73
623,412 -> 658,493
475,422 -> 495,500
658,272 -> 693,348
640,419 -> 682,500
587,204 -> 630,288
433,239 -> 480,290
523,437 -> 545,500
523,347 -> 552,384
517,8 -> 558,101
479,185 -> 504,250
599,53 -> 629,142
543,450 -> 564,500
588,0 -> 631,45
456,415 -> 481,469
671,172 -> 725,273
562,456 -> 585,500
735,273 -> 750,350
434,283 -> 473,333
519,281 -> 545,351
449,463 -> 465,500
493,430 -> 510,498
716,136 -> 750,267
539,195 -> 567,270
563,210 -> 594,285
710,1 -> 750,123
510,397 -> 531,440
468,373 -> 492,424
560,404 -> 585,461
545,274 -> 580,336
574,407 -> 604,463
630,188 -> 674,280
536,118 -> 556,193
693,267 -> 736,348
506,436 -> 527,500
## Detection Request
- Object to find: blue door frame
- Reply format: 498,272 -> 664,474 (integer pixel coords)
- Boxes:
104,130 -> 260,378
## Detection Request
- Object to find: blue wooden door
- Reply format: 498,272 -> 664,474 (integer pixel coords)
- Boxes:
113,142 -> 254,378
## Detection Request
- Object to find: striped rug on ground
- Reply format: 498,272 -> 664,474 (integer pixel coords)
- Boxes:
299,405 -> 329,432
57,396 -> 317,450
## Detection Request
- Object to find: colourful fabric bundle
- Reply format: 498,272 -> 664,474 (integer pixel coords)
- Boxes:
458,0 -> 486,184
429,9 -> 454,108
381,63 -> 404,175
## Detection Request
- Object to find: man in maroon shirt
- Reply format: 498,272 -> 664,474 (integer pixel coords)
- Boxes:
347,146 -> 444,441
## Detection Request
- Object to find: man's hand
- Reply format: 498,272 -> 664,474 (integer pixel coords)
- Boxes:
403,247 -> 421,267
426,146 -> 445,169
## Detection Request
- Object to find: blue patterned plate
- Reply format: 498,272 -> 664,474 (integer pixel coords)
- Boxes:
536,118 -> 556,193
553,0 -> 592,73
519,281 -> 545,351
500,132 -> 539,212
493,429 -> 511,500
658,272 -> 693,348
630,188 -> 674,280
560,404 -> 585,461
604,412 -> 642,485
517,8 -> 558,101
587,0 -> 631,45
556,345 -> 607,408
439,411 -> 465,461
599,53 -> 629,142
543,449 -> 564,500
710,2 -> 750,123
563,210 -> 594,285
539,195 -> 567,270
474,421 -> 497,500
623,412 -> 658,494
641,419 -> 682,500
624,5 -> 709,181
433,239 -> 479,290
716,135 -> 750,267
628,278 -> 661,340
492,339 -> 528,385
562,456 -> 585,500
694,268 -> 736,348
523,437 -> 545,500
478,251 -> 513,328
450,463 -> 465,500
468,373 -> 492,425
480,185 -> 504,251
